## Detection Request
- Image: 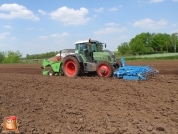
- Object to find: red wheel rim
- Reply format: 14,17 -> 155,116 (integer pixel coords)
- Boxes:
65,60 -> 76,76
98,65 -> 110,77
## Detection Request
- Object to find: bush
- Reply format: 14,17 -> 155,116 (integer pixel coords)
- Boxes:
0,50 -> 22,63
0,52 -> 5,63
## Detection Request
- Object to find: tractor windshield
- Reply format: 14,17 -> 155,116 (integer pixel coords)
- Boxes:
90,42 -> 103,52
90,42 -> 97,52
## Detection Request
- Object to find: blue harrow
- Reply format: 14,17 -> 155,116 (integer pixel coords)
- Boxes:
113,58 -> 159,80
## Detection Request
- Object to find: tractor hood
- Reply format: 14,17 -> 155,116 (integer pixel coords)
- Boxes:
93,51 -> 115,62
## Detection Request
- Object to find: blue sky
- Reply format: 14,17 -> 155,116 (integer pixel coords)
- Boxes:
0,0 -> 178,57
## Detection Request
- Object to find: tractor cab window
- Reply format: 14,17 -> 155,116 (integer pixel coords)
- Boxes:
91,43 -> 97,52
75,44 -> 79,53
79,43 -> 88,51
96,42 -> 103,52
75,43 -> 88,53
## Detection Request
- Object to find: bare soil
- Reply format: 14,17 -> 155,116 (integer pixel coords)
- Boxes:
0,60 -> 178,134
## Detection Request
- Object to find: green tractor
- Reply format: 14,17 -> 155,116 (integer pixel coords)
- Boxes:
41,39 -> 121,78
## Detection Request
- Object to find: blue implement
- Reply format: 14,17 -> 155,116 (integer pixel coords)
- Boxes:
113,58 -> 159,80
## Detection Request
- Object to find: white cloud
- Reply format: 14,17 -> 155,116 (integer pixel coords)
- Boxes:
172,23 -> 178,27
105,22 -> 119,27
150,0 -> 164,3
0,3 -> 39,21
38,32 -> 70,40
11,37 -> 17,40
39,36 -> 48,40
27,28 -> 34,30
94,27 -> 127,35
38,9 -> 48,16
3,25 -> 12,29
0,32 -> 9,39
108,5 -> 123,12
119,5 -> 124,8
109,7 -> 118,12
118,35 -> 129,40
95,7 -> 104,13
133,18 -> 168,29
50,32 -> 70,38
49,6 -> 90,25
93,15 -> 97,18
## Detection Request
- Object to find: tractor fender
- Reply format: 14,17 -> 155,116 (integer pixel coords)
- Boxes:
63,54 -> 83,63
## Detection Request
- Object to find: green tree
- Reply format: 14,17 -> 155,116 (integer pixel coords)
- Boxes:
171,33 -> 178,53
129,32 -> 155,54
129,38 -> 146,54
151,33 -> 171,52
3,50 -> 22,63
117,42 -> 130,55
131,32 -> 154,47
0,52 -> 5,63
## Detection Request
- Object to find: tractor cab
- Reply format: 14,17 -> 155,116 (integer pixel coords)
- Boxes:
74,39 -> 104,62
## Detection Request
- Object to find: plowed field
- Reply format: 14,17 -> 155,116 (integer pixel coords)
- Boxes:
0,60 -> 178,134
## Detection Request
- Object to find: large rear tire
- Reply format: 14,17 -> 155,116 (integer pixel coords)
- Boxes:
62,56 -> 81,77
96,62 -> 113,78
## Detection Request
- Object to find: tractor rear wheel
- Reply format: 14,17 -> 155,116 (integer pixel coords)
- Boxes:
62,56 -> 81,77
96,62 -> 113,78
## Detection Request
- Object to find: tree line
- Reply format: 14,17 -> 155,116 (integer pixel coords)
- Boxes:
117,32 -> 178,55
0,50 -> 59,63
25,51 -> 59,59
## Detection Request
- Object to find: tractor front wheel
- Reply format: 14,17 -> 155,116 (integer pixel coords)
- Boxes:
62,56 -> 81,77
96,62 -> 113,78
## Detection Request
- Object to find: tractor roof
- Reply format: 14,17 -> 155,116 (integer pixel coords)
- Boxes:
74,40 -> 98,44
